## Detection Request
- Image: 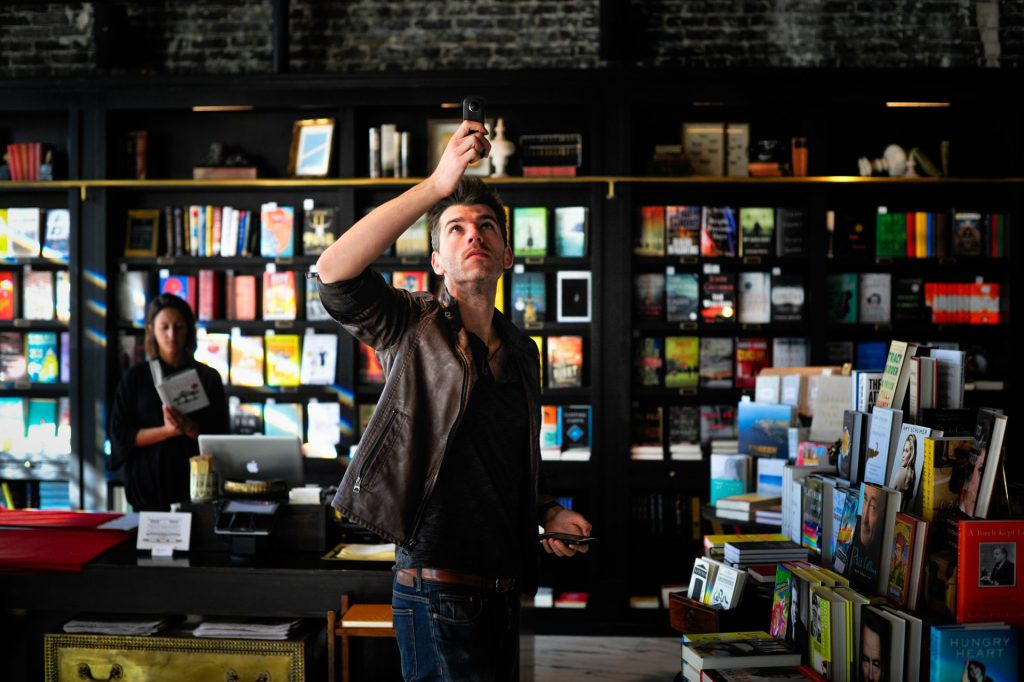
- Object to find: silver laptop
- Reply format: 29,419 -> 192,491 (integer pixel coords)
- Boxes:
197,435 -> 304,489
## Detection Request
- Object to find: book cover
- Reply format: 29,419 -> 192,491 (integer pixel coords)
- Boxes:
150,359 -> 210,414
875,340 -> 911,410
259,203 -> 296,258
960,409 -> 1008,518
159,273 -> 197,315
665,205 -> 701,256
196,269 -> 221,322
547,335 -> 583,388
832,491 -> 860,576
886,513 -> 916,607
666,272 -> 700,323
540,404 -> 561,458
394,213 -> 430,258
808,589 -> 833,679
55,270 -> 70,323
735,338 -> 770,390
682,638 -> 801,671
25,331 -> 59,383
772,338 -> 809,370
957,520 -> 1024,625
893,278 -> 925,323
263,400 -> 302,439
42,208 -> 71,260
701,273 -> 736,324
739,207 -> 774,257
306,400 -> 341,457
771,563 -> 794,639
630,405 -> 663,459
699,337 -> 734,389
513,206 -> 548,257
554,206 -> 588,258
737,272 -> 771,324
21,270 -> 55,321
664,336 -> 698,390
194,331 -> 230,384
770,274 -> 805,322
874,211 -> 907,259
229,334 -> 265,387
358,342 -> 384,384
299,333 -> 337,385
838,410 -> 868,483
392,270 -> 429,293
700,404 -> 737,445
775,207 -> 806,257
262,270 -> 297,321
701,206 -> 738,258
951,211 -> 984,257
668,405 -> 701,460
0,332 -> 26,382
6,207 -> 42,257
233,274 -> 258,321
301,206 -> 340,256
633,336 -> 663,386
863,406 -> 903,486
825,273 -> 858,324
510,271 -> 546,326
710,453 -> 750,506
305,274 -> 330,321
0,271 -> 15,321
887,423 -> 933,513
560,404 -> 592,456
829,207 -> 872,258
930,623 -> 1018,682
633,273 -> 665,320
737,401 -> 796,459
265,333 -> 301,387
922,436 -> 974,522
858,273 -> 892,324
555,270 -> 590,323
849,484 -> 892,594
635,206 -> 666,257
229,399 -> 264,435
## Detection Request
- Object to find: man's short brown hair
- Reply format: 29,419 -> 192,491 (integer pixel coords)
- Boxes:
428,176 -> 507,252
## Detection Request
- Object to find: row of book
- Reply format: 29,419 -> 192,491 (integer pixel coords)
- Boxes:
635,206 -> 804,259
0,396 -> 71,456
636,270 -> 807,325
120,330 -> 338,388
0,207 -> 70,260
634,336 -> 809,391
509,270 -> 592,326
4,143 -> 53,182
227,397 -> 343,458
628,492 -> 704,541
873,210 -> 1008,259
0,268 -> 71,322
630,404 -> 737,460
508,205 -> 588,258
539,404 -> 593,460
0,331 -> 67,384
827,273 -> 1000,326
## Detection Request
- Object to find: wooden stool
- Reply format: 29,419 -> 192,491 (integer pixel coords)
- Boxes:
327,593 -> 396,682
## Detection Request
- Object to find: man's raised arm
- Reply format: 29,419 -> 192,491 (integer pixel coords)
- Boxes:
315,120 -> 491,283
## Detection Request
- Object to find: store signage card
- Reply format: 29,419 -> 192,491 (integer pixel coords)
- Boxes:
137,511 -> 192,556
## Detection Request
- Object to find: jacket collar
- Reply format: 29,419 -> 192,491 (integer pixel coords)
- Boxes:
439,283 -> 532,355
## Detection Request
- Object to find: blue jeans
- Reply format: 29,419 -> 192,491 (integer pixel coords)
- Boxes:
392,574 -> 520,681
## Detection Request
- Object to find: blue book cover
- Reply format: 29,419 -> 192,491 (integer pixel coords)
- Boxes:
666,272 -> 699,323
264,401 -> 302,438
26,331 -> 59,383
560,404 -> 592,451
856,341 -> 888,371
930,623 -> 1018,682
737,401 -> 796,459
510,272 -> 546,326
554,206 -> 587,258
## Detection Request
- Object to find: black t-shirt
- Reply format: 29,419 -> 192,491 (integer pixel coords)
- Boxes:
108,359 -> 229,511
397,332 -> 529,579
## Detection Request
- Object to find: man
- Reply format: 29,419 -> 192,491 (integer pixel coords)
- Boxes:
983,545 -> 1015,586
860,610 -> 888,682
316,120 -> 591,681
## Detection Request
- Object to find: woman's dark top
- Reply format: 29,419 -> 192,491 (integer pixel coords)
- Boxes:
109,358 -> 229,511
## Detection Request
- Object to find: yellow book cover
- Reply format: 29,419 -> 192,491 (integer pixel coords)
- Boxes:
205,204 -> 214,256
875,340 -> 908,409
265,333 -> 301,387
809,586 -> 833,678
530,335 -> 543,386
915,211 -> 928,258
262,270 -> 297,321
229,334 -> 265,387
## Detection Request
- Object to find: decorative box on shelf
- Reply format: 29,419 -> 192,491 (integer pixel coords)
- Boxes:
193,166 -> 258,180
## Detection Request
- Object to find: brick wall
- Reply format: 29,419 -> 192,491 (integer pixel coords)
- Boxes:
0,0 -> 1019,77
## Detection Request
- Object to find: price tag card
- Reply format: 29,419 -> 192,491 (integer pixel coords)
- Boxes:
137,511 -> 192,556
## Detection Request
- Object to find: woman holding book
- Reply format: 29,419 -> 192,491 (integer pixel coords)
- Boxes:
108,293 -> 229,511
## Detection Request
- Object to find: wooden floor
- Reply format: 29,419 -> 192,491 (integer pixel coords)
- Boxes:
530,636 -> 681,681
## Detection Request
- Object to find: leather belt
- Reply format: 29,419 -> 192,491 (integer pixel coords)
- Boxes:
395,567 -> 516,593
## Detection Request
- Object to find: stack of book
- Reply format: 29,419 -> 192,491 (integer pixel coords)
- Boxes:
715,493 -> 782,522
724,539 -> 808,568
680,631 -> 805,682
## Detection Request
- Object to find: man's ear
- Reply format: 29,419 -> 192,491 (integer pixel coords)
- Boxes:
502,243 -> 514,270
430,251 -> 446,277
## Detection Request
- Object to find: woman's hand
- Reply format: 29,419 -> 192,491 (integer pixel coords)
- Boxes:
541,507 -> 593,558
163,405 -> 199,439
426,120 -> 491,198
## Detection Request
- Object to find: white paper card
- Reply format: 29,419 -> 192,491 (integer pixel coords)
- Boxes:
137,511 -> 192,554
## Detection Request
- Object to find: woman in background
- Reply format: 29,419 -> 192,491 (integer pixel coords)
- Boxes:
108,293 -> 229,511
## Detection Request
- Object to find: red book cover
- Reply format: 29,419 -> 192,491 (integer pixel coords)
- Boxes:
224,271 -> 236,320
0,271 -> 16,320
233,274 -> 257,321
197,269 -> 220,321
32,142 -> 41,181
957,519 -> 1024,625
905,212 -> 916,258
734,338 -> 770,389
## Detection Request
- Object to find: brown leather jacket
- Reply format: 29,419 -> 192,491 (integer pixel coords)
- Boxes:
317,269 -> 543,562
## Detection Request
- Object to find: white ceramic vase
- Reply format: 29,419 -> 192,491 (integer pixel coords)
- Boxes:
490,118 -> 515,178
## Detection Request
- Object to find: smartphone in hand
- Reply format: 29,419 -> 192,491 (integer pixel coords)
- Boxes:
538,531 -> 597,546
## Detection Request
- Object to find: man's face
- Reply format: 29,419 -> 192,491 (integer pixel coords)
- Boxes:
859,486 -> 884,547
430,204 -> 510,288
994,547 -> 1007,563
861,626 -> 884,682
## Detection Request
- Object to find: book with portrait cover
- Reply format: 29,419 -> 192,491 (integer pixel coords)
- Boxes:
299,333 -> 337,385
0,331 -> 26,382
666,272 -> 699,323
957,520 -> 1024,625
700,206 -> 738,258
634,206 -> 665,257
547,335 -> 583,388
930,622 -> 1018,682
665,205 -> 701,256
887,423 -> 934,513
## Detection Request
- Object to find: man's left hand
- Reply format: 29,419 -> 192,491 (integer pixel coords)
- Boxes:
541,508 -> 592,557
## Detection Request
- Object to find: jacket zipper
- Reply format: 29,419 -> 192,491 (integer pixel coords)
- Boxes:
353,406 -> 399,493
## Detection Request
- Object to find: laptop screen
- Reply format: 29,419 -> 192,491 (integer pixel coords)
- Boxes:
197,435 -> 304,488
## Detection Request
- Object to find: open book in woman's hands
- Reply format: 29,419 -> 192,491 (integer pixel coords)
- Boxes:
149,359 -> 210,414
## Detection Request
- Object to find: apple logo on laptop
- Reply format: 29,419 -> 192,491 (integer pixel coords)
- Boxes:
246,460 -> 259,474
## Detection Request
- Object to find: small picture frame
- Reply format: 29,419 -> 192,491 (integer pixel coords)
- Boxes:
556,270 -> 592,323
289,118 -> 335,177
427,118 -> 492,177
124,209 -> 161,257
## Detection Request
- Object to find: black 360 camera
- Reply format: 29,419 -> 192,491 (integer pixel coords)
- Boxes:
462,95 -> 486,124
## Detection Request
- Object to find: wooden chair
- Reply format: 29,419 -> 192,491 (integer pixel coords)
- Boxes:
327,593 -> 396,682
